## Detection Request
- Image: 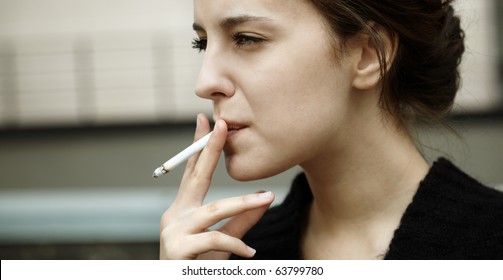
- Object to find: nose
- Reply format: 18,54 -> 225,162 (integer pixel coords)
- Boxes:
195,48 -> 235,101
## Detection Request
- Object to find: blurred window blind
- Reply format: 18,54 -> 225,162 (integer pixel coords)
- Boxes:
0,1 -> 500,129
0,31 -> 211,128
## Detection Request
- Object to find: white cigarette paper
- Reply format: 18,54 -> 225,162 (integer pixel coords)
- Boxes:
152,131 -> 213,178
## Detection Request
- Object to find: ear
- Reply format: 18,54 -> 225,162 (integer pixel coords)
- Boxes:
351,26 -> 397,91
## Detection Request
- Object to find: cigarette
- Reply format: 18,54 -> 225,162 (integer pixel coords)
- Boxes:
152,131 -> 213,178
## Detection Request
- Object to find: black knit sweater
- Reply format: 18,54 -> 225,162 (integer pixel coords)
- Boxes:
231,158 -> 503,260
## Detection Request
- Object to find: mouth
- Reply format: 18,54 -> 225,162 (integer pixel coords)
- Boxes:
227,124 -> 247,131
213,115 -> 249,138
223,121 -> 249,137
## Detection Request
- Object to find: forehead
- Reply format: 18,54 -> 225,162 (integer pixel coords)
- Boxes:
193,0 -> 321,27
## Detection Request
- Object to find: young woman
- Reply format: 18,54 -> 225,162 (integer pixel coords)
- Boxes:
159,0 -> 503,259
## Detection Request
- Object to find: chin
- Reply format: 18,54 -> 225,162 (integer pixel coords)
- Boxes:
225,161 -> 265,181
227,171 -> 261,182
224,155 -> 290,182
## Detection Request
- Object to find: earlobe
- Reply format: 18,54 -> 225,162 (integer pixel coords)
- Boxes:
352,27 -> 397,91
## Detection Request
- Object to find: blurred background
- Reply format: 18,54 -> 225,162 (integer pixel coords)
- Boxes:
0,0 -> 502,259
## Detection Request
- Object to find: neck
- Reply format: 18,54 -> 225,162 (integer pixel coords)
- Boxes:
303,126 -> 428,221
300,108 -> 429,258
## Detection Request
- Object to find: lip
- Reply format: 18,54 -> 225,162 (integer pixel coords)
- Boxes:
216,118 -> 249,138
227,123 -> 248,131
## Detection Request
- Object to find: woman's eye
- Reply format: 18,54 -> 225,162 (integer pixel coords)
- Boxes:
232,34 -> 264,48
191,34 -> 264,52
191,37 -> 207,52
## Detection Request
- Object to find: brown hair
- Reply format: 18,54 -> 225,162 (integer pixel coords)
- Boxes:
309,0 -> 465,123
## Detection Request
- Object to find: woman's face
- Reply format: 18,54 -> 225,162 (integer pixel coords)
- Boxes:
193,0 -> 356,181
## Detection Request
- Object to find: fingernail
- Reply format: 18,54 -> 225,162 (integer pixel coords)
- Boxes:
258,191 -> 272,199
247,246 -> 256,257
216,119 -> 225,130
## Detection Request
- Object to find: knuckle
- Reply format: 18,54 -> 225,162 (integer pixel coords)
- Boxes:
241,195 -> 252,205
188,170 -> 200,183
160,206 -> 194,231
204,201 -> 220,214
189,169 -> 211,186
160,210 -> 173,229
160,231 -> 180,258
208,141 -> 224,154
207,231 -> 223,246
160,207 -> 179,228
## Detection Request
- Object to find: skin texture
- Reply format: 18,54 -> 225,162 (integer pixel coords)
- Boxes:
193,0 -> 352,182
160,0 -> 430,259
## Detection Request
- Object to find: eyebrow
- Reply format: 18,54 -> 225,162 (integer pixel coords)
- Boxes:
192,15 -> 273,32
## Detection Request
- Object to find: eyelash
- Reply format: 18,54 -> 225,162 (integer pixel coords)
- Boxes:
232,34 -> 265,48
192,33 -> 264,52
192,38 -> 207,52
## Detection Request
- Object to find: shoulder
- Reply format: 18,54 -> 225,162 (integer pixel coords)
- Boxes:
419,158 -> 503,211
387,158 -> 503,259
230,173 -> 312,260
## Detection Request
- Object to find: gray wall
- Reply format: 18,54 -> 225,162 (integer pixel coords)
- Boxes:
0,118 -> 502,250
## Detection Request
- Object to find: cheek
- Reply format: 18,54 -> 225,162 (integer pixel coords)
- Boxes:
226,69 -> 348,181
225,38 -> 352,180
252,51 -> 347,130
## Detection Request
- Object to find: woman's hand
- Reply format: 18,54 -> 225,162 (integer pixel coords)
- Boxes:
160,114 -> 275,260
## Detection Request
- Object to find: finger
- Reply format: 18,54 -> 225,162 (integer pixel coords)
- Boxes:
218,197 -> 273,239
181,119 -> 227,204
192,191 -> 275,231
175,114 -> 212,205
186,231 -> 256,259
183,113 -> 211,177
196,250 -> 232,260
